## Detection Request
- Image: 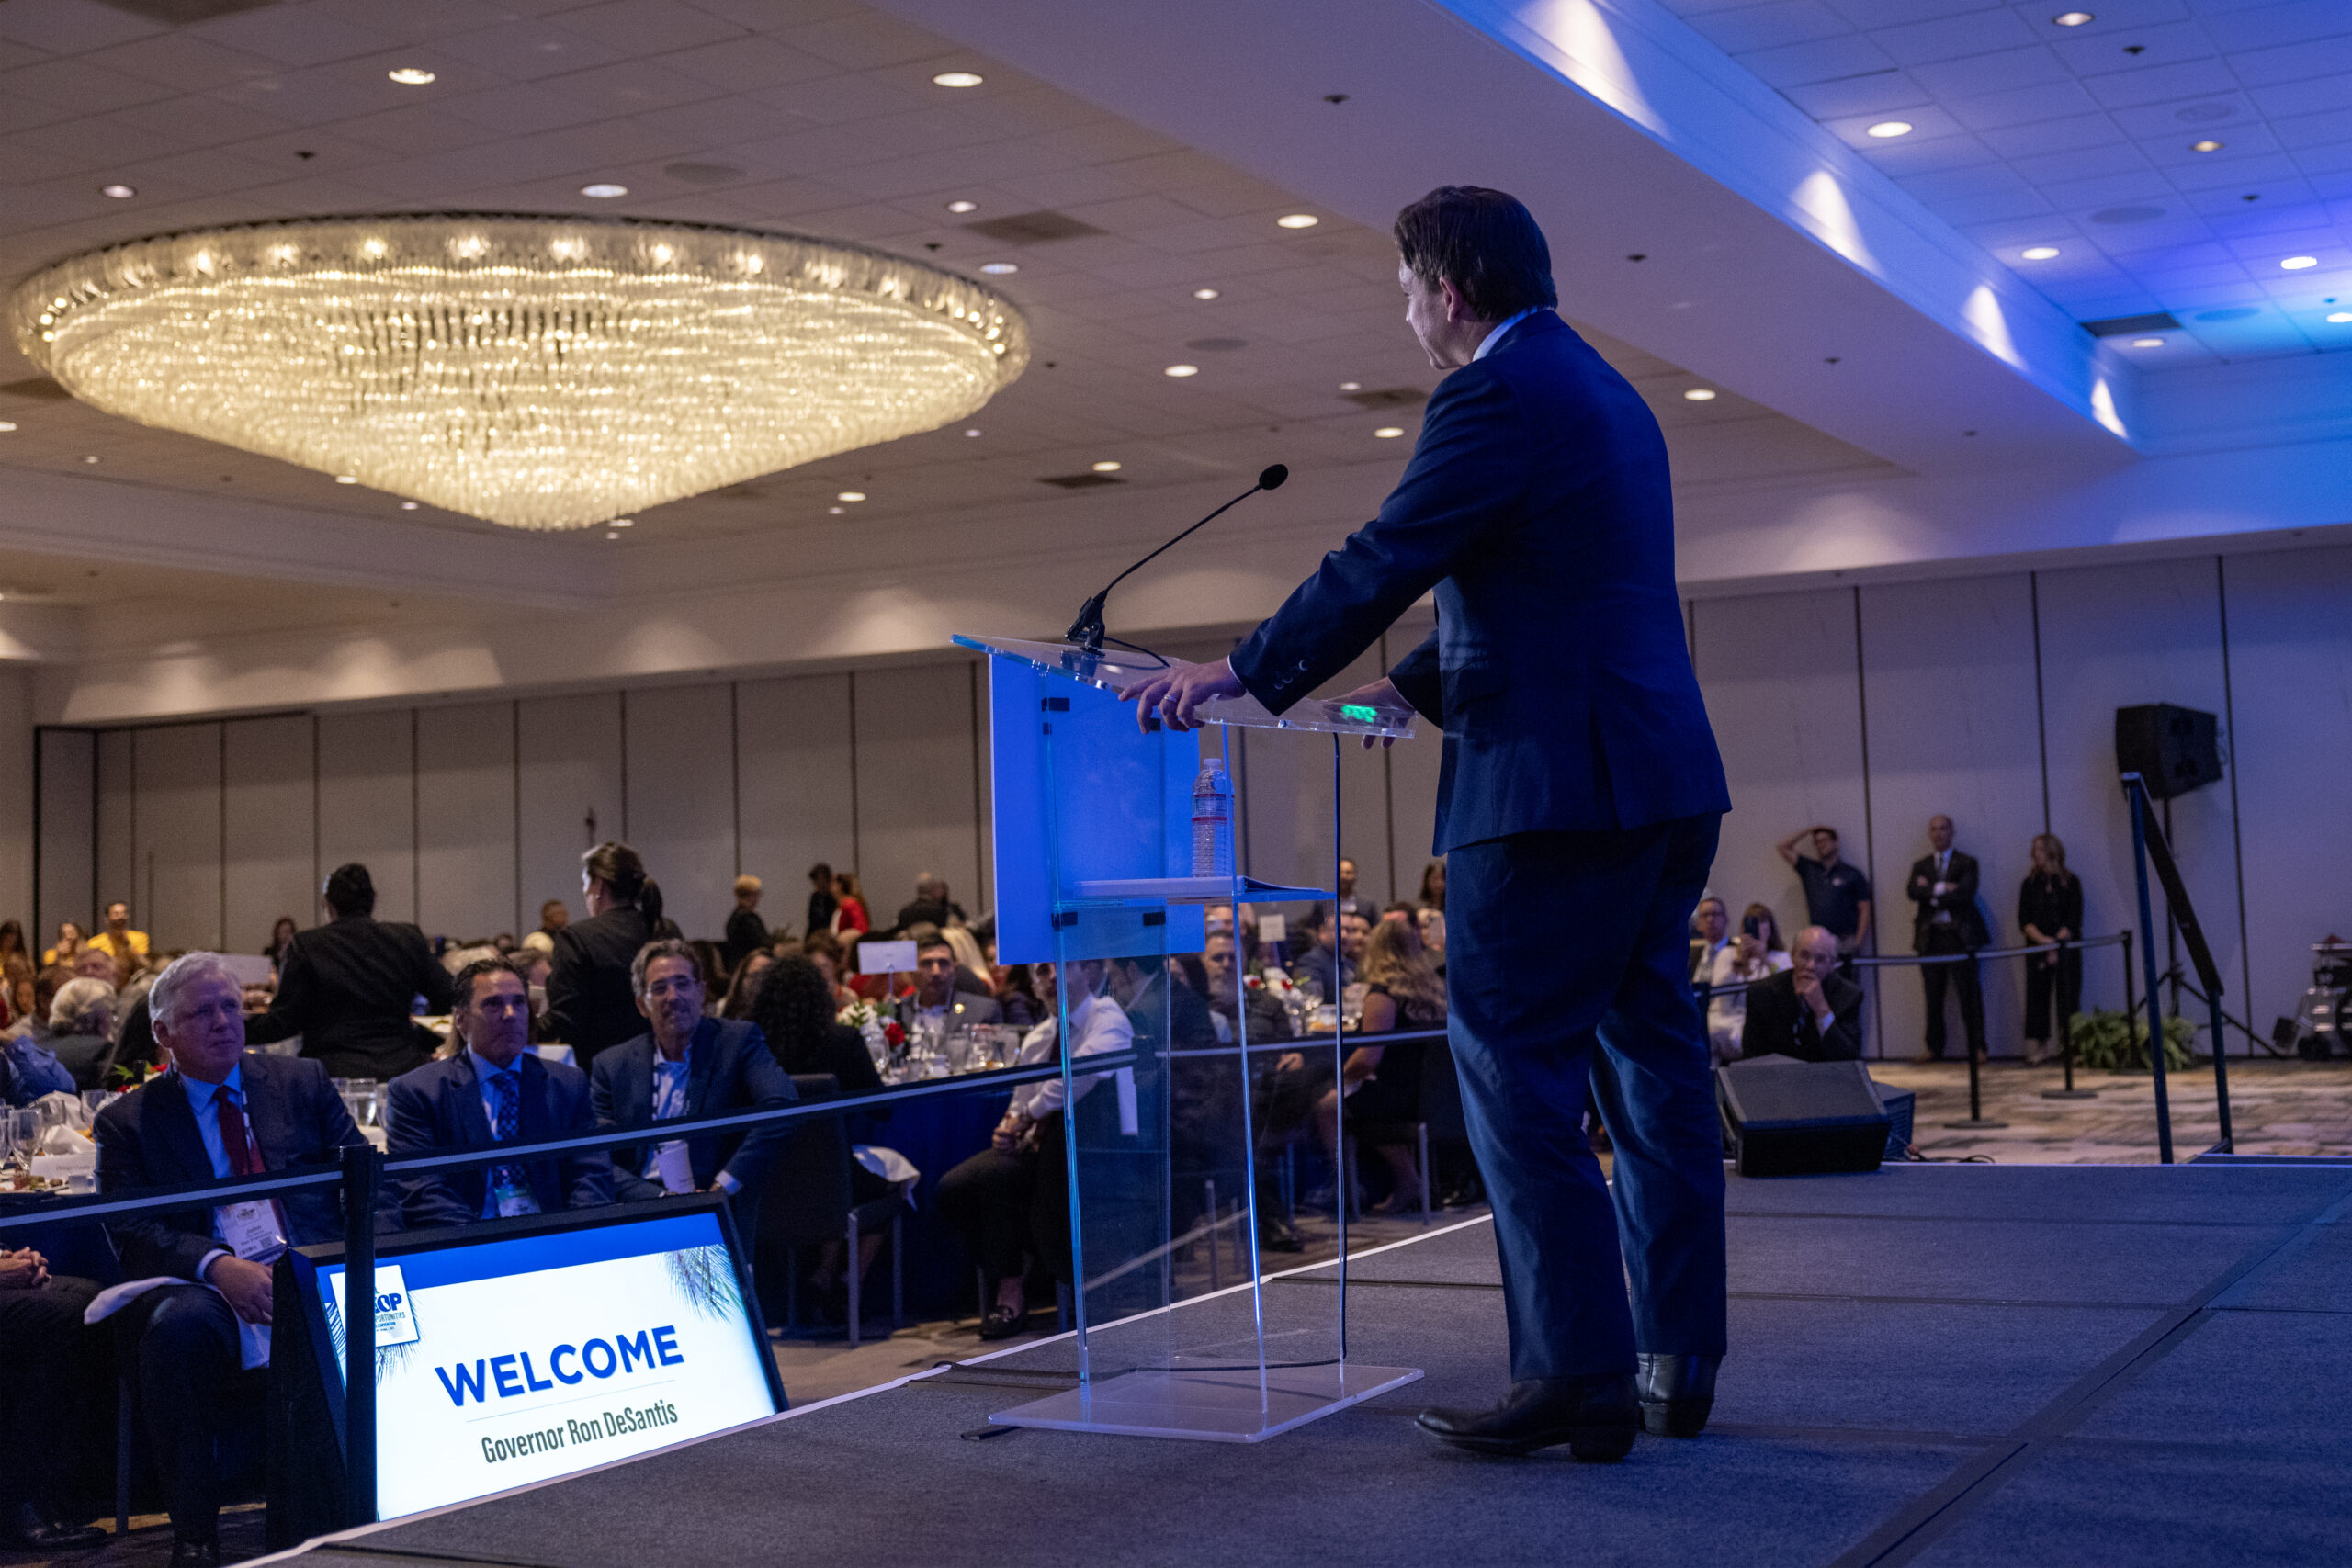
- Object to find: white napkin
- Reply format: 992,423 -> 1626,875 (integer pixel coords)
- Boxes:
85,1276 -> 270,1370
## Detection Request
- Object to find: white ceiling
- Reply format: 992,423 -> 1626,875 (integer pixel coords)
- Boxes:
1660,0 -> 2352,366
0,0 -> 1893,570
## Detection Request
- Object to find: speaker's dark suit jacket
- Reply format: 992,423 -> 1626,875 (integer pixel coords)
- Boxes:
1740,968 -> 1865,1063
591,1018 -> 797,1204
386,1050 -> 614,1230
1227,310 -> 1732,1382
1907,851 -> 1990,951
1230,310 -> 1727,851
547,907 -> 656,1069
94,1055 -> 374,1280
245,915 -> 452,1081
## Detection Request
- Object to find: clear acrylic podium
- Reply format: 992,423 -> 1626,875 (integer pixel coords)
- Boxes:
956,634 -> 1425,1441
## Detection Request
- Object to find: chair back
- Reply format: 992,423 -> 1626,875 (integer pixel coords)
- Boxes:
755,1073 -> 853,1247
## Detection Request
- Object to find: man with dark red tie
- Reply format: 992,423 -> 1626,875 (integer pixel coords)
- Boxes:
95,953 -> 372,1567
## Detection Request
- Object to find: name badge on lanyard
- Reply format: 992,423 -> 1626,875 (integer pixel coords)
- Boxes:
216,1199 -> 288,1263
653,1139 -> 695,1195
490,1177 -> 541,1218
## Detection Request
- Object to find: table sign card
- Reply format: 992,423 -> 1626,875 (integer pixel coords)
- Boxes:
854,940 -> 918,976
1256,913 -> 1288,944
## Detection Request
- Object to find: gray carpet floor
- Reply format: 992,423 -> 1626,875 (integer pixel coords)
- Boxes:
278,1162 -> 2352,1568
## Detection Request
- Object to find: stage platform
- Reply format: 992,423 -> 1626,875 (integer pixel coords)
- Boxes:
273,1162 -> 2352,1568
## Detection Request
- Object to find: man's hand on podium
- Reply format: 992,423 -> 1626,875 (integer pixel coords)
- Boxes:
1337,678 -> 1405,749
1124,656 -> 1245,732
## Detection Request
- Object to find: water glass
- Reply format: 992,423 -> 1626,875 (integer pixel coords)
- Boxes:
6,1109 -> 39,1169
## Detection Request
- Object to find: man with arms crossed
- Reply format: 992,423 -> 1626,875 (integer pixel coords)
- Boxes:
1127,187 -> 1730,1460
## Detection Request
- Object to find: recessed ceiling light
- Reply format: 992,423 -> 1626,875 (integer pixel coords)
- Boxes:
2021,245 -> 2062,260
81,455 -> 98,464
2132,337 -> 2164,347
2190,140 -> 2223,153
334,474 -> 357,484
400,501 -> 418,509
1373,426 -> 1404,438
978,261 -> 1017,274
1192,288 -> 1220,300
1163,364 -> 1198,378
964,427 -> 982,436
828,505 -> 844,514
945,199 -> 978,214
100,184 -> 135,199
1683,388 -> 1717,401
836,491 -> 865,502
1339,380 -> 1362,391
0,423 -> 15,433
932,71 -> 984,88
1866,121 -> 1913,139
387,67 -> 436,85
1275,213 -> 1319,229
2328,311 -> 2352,323
581,183 -> 628,199
2280,255 -> 2319,270
2052,11 -> 2094,26
610,517 -> 634,527
1091,460 -> 1122,472
605,531 -> 619,540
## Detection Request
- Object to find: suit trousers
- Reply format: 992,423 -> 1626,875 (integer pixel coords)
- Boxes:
1921,927 -> 1987,1059
1443,814 -> 1726,1382
2024,946 -> 2083,1043
121,1283 -> 262,1541
0,1276 -> 104,1515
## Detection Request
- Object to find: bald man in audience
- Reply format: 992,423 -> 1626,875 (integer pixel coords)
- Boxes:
1739,927 -> 1863,1063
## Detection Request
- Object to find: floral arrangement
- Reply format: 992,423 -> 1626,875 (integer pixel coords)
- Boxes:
838,998 -> 904,1061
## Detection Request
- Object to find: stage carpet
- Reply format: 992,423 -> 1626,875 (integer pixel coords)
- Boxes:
273,1161 -> 2352,1567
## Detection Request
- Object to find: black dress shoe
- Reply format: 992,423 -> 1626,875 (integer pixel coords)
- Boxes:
2,1502 -> 106,1551
977,1303 -> 1029,1342
1636,1353 -> 1721,1438
169,1535 -> 220,1567
1415,1374 -> 1638,1461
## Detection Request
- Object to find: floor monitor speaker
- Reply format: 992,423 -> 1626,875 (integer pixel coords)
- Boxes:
1717,1055 -> 1891,1178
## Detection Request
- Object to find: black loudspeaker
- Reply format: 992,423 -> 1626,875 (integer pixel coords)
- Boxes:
2115,703 -> 2222,800
1716,1056 -> 1890,1178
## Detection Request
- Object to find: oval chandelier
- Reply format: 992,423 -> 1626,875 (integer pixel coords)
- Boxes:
8,215 -> 1030,531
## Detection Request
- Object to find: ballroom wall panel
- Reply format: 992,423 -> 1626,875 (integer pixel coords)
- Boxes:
620,683 -> 740,946
736,673 -> 856,939
224,715 -> 316,953
95,729 -> 134,931
36,727 -> 94,950
318,710 -> 417,927
515,693 -> 624,933
849,663 -> 984,931
416,702 -> 518,941
132,723 -> 223,952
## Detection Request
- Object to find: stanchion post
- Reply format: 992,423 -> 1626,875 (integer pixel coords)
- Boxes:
2208,987 -> 2233,1153
341,1143 -> 379,1526
2043,939 -> 2098,1100
2125,777 -> 2176,1166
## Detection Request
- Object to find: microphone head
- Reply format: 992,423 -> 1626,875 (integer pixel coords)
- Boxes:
1258,463 -> 1289,491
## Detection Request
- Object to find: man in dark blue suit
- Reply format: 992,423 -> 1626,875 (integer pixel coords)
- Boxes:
386,957 -> 613,1229
1128,187 -> 1731,1461
591,939 -> 797,1245
93,953 -> 374,1564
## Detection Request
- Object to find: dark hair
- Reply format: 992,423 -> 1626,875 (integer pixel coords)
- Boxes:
325,863 -> 376,918
1394,186 -> 1556,321
629,936 -> 700,995
749,955 -> 840,1074
1170,952 -> 1209,999
0,920 -> 21,957
808,862 -> 833,884
582,841 -> 664,930
1418,861 -> 1445,909
800,929 -> 842,962
451,954 -> 524,1010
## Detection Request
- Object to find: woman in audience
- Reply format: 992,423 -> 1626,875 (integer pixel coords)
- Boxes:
544,840 -> 667,1069
265,915 -> 299,964
40,920 -> 83,969
1706,902 -> 1791,1064
1416,907 -> 1447,976
719,948 -> 775,1021
2,956 -> 31,1032
45,976 -> 117,1088
798,930 -> 859,1010
0,921 -> 23,971
993,963 -> 1045,1030
829,871 -> 870,937
2019,833 -> 2084,1065
1418,860 -> 1446,911
1317,916 -> 1446,1212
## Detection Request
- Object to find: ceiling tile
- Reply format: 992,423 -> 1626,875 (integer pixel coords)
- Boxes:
188,5 -> 402,68
653,33 -> 835,93
2196,0 -> 2352,52
1726,34 -> 1897,86
1684,1 -> 1857,57
2248,73 -> 2352,122
0,0 -> 165,55
773,10 -> 952,71
1854,130 -> 2001,174
2109,94 -> 2253,139
2272,107 -> 2352,151
110,91 -> 297,148
79,31 -> 286,92
2226,34 -> 2352,89
556,0 -> 752,54
1826,103 -> 1966,144
1870,9 -> 2039,65
2082,57 -> 2245,109
1944,78 -> 2099,130
1909,45 -> 2071,96
2007,141 -> 2153,185
1820,0 -> 1996,27
431,17 -> 628,81
2041,167 -> 2180,207
2,56 -> 178,112
1780,70 -> 1934,118
2051,20 -> 2218,76
1978,111 -> 2128,159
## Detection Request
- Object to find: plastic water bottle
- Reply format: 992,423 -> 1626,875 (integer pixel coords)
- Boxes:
1191,757 -> 1234,878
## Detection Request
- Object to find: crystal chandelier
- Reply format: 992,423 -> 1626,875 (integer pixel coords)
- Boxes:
9,215 -> 1030,531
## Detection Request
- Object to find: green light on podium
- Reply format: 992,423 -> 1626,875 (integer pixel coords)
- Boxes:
1340,704 -> 1379,724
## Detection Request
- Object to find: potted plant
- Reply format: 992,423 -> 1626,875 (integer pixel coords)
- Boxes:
2065,1008 -> 2196,1071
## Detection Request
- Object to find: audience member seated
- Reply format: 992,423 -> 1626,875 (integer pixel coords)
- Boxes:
94,953 -> 372,1566
1,1028 -> 74,1106
592,940 -> 797,1242
386,957 -> 613,1230
797,930 -> 858,1010
1317,917 -> 1446,1211
940,925 -> 997,998
0,1245 -> 106,1551
1740,926 -> 1863,1063
537,899 -> 570,937
989,961 -> 1045,1031
1688,896 -> 1729,983
1202,931 -> 1290,1045
43,977 -> 117,1088
89,901 -> 150,985
718,948 -> 775,1021
828,871 -> 870,937
548,841 -> 666,1070
1706,904 -> 1791,1064
721,875 -> 770,973
3,953 -> 32,1032
937,960 -> 1131,1340
1293,908 -> 1369,1000
41,920 -> 85,970
72,947 -> 119,987
892,931 -> 1001,1035
1418,859 -> 1446,911
892,872 -> 966,934
262,917 -> 298,966
1416,907 -> 1447,976
245,863 -> 451,1081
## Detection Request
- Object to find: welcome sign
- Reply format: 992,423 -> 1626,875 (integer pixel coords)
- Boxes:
312,1207 -> 779,1520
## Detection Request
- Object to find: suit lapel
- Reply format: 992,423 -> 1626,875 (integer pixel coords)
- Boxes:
451,1053 -> 494,1147
241,1058 -> 296,1172
148,1073 -> 213,1183
514,1055 -> 550,1145
684,1020 -> 719,1117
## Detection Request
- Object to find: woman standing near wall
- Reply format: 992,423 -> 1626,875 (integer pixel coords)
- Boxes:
2018,833 -> 2084,1065
545,840 -> 666,1071
830,871 -> 870,938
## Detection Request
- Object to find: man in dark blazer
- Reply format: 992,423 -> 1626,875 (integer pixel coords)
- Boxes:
94,953 -> 372,1565
386,957 -> 612,1229
1126,187 -> 1731,1459
890,931 -> 1002,1034
591,940 -> 797,1244
1741,928 -> 1865,1063
1908,815 -> 1989,1062
245,863 -> 450,1081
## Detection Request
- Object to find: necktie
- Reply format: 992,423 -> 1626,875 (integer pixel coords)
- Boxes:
217,1087 -> 261,1177
491,1071 -> 525,1199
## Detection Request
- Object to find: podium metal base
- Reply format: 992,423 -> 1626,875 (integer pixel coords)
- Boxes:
989,1360 -> 1423,1443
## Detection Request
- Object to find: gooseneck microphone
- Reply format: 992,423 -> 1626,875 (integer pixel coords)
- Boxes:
1066,463 -> 1288,653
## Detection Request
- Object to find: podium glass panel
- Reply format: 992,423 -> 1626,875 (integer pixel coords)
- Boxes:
967,632 -> 1421,1441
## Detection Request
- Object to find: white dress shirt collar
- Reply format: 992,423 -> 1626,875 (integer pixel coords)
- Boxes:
1472,307 -> 1540,362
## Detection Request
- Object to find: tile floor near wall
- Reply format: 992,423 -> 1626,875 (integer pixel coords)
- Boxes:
1879,1058 -> 2352,1165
